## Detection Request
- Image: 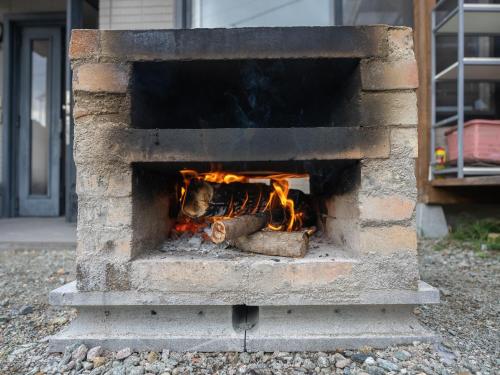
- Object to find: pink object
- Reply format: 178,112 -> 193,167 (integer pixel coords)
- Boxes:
446,119 -> 500,163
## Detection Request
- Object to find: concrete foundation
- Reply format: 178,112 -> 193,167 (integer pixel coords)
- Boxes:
416,203 -> 449,238
49,281 -> 439,352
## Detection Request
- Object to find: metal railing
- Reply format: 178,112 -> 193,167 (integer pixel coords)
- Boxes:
430,0 -> 500,180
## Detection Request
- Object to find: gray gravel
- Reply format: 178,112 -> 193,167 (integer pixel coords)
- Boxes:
0,241 -> 498,375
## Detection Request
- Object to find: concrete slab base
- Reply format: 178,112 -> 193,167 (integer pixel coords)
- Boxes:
49,306 -> 245,352
246,305 -> 438,351
416,203 -> 449,239
49,304 -> 439,352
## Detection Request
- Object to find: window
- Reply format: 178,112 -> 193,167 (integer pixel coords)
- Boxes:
189,0 -> 413,28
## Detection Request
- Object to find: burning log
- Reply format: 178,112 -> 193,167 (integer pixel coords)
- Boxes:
182,180 -> 314,229
232,229 -> 312,258
182,180 -> 270,218
210,214 -> 268,244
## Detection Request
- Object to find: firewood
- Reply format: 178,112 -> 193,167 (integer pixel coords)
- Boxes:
210,214 -> 268,244
182,180 -> 314,228
182,180 -> 271,218
232,230 -> 310,258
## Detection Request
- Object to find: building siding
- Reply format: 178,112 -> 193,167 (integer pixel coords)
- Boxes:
99,0 -> 176,30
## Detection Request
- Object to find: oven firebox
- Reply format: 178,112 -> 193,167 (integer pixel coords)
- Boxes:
50,26 -> 439,351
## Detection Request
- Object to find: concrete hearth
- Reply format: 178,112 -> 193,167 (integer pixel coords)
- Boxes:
50,25 -> 439,351
50,281 -> 438,352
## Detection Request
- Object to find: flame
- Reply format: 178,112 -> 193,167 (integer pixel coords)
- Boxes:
204,171 -> 247,184
177,169 -> 307,234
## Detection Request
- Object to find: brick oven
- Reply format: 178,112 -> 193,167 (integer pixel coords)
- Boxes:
50,26 -> 439,351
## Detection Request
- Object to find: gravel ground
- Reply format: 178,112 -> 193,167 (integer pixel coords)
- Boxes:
0,240 -> 498,375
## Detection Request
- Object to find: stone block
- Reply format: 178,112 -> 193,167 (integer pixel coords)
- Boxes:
73,92 -> 130,121
77,225 -> 133,260
69,30 -> 99,60
74,63 -> 129,93
76,261 -> 107,291
98,27 -> 388,62
360,226 -> 417,254
73,125 -> 124,165
76,167 -> 133,197
360,195 -> 416,222
361,91 -> 418,126
51,280 -> 440,307
388,27 -> 415,59
250,261 -> 353,291
77,196 -> 133,228
246,305 -> 437,352
361,58 -> 418,91
360,158 -> 417,199
105,263 -> 131,291
131,258 -> 246,293
391,127 -> 418,158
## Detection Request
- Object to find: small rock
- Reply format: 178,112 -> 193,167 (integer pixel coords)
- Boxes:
90,367 -> 104,375
87,346 -> 103,361
145,361 -> 166,374
366,366 -> 385,375
127,366 -> 145,375
0,315 -> 10,323
336,359 -> 351,369
317,356 -> 330,368
303,359 -> 316,370
161,350 -> 170,361
333,353 -> 346,362
364,357 -> 376,366
146,351 -> 159,363
72,344 -> 88,361
19,305 -> 33,315
110,365 -> 126,375
1,299 -> 9,307
239,352 -> 251,364
92,356 -> 107,368
441,340 -> 455,350
116,347 -> 133,360
393,350 -> 411,361
83,361 -> 94,370
164,358 -> 178,369
352,353 -> 370,364
76,360 -> 84,371
124,355 -> 141,367
377,358 -> 399,372
59,351 -> 72,366
66,360 -> 76,370
440,288 -> 452,297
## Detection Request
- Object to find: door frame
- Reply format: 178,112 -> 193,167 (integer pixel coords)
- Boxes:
1,13 -> 65,217
18,26 -> 63,216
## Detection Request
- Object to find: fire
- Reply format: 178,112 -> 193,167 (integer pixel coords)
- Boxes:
178,169 -> 307,233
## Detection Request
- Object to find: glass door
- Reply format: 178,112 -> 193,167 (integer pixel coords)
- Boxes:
18,27 -> 62,216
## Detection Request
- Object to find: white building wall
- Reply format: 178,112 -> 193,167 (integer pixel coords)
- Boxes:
99,0 -> 176,30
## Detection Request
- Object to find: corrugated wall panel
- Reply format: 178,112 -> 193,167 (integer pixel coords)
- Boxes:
99,0 -> 176,30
